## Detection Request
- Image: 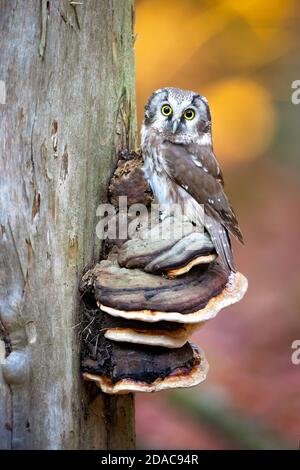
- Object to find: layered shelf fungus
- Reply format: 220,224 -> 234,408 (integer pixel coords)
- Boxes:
79,153 -> 248,394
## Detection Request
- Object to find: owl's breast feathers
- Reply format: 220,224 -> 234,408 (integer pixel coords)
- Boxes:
142,134 -> 243,272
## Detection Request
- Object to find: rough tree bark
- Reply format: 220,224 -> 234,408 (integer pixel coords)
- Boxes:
0,0 -> 136,449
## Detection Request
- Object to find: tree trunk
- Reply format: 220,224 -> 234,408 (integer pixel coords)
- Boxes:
0,0 -> 136,449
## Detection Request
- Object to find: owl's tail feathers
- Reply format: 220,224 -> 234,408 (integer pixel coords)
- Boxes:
205,216 -> 235,272
227,216 -> 244,245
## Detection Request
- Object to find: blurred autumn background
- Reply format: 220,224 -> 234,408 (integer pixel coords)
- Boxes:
134,0 -> 300,449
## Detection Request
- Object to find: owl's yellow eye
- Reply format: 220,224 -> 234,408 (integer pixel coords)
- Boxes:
161,104 -> 172,117
183,108 -> 195,120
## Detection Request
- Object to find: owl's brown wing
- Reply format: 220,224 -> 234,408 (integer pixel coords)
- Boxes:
161,141 -> 244,271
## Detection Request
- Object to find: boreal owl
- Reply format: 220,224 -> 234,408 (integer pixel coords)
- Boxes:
141,87 -> 244,272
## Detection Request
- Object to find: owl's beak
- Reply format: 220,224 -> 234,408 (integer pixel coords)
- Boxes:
172,119 -> 180,134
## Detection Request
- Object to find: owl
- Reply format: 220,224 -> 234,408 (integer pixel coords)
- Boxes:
141,87 -> 243,272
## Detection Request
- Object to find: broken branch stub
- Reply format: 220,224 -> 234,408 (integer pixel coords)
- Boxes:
108,152 -> 152,207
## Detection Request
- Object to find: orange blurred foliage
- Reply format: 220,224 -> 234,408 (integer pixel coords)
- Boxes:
135,0 -> 296,164
204,78 -> 276,163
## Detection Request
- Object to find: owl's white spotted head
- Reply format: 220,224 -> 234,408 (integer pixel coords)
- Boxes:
142,87 -> 212,145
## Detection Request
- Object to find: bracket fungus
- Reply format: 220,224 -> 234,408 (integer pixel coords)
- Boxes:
118,218 -> 218,277
82,330 -> 208,394
80,153 -> 248,394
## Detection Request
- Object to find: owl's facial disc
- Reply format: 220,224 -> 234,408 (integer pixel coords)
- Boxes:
143,88 -> 211,143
